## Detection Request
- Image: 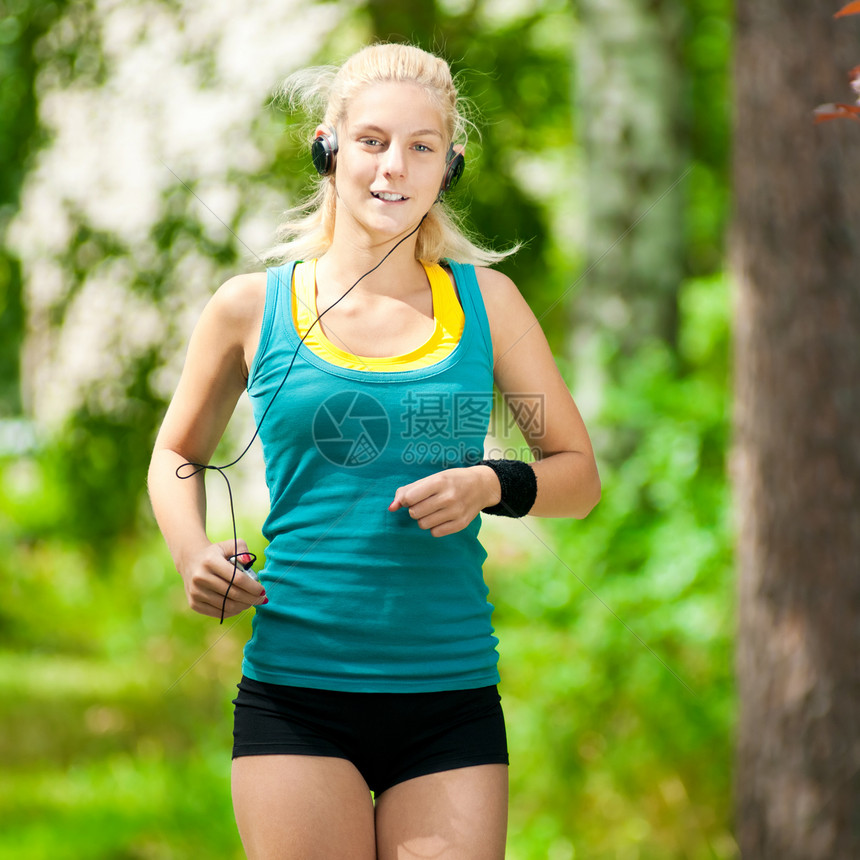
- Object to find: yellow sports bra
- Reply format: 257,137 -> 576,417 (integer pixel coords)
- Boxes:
292,259 -> 465,371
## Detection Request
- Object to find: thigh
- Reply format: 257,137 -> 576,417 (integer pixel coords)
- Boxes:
232,754 -> 376,860
374,763 -> 509,860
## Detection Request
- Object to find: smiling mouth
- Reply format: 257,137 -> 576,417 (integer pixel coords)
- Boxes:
371,191 -> 408,202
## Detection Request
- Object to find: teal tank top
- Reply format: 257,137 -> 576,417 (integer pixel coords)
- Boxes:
242,260 -> 500,692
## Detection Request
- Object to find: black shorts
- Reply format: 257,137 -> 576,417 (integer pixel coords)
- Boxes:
232,676 -> 508,795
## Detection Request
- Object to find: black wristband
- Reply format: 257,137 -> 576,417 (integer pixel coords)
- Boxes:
480,459 -> 537,518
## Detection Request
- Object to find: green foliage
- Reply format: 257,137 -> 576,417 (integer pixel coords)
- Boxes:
0,529 -> 252,859
0,0 -> 70,414
4,348 -> 168,548
0,0 -> 736,856
682,0 -> 733,275
489,273 -> 736,858
0,272 -> 734,858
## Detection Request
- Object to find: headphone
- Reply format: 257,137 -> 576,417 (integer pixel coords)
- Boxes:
310,128 -> 339,176
311,127 -> 466,195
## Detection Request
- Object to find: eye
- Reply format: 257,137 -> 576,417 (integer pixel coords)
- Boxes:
360,137 -> 383,148
413,143 -> 433,153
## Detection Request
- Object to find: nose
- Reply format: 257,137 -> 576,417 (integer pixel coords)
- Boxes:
380,143 -> 406,177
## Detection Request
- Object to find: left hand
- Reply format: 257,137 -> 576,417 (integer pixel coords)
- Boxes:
389,466 -> 500,537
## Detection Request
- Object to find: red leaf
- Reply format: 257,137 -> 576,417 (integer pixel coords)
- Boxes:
835,2 -> 860,17
813,102 -> 860,122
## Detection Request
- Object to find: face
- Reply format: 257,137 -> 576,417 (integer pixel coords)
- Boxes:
327,82 -> 450,243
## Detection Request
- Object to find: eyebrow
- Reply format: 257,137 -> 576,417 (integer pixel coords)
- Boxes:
353,124 -> 444,138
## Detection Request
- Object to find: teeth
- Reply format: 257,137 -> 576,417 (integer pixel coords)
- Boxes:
373,192 -> 406,201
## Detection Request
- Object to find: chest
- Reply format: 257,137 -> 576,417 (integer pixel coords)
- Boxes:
316,291 -> 436,358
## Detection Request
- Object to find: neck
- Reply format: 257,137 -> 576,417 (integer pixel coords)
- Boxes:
318,217 -> 427,297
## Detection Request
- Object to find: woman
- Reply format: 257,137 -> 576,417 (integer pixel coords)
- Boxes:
148,43 -> 599,860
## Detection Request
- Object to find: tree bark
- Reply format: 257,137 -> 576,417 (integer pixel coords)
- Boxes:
732,4 -> 860,858
572,0 -> 688,433
575,0 -> 687,358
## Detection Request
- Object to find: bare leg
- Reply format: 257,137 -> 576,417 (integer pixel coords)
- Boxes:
232,754 -> 376,860
375,764 -> 509,860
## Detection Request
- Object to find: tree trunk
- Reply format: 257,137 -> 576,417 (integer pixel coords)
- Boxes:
574,0 -> 687,379
732,4 -> 860,858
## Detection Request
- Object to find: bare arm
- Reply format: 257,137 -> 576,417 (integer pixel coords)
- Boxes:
478,266 -> 600,519
147,272 -> 267,617
389,268 -> 599,535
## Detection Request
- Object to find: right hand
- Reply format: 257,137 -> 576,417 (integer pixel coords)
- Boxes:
179,539 -> 267,619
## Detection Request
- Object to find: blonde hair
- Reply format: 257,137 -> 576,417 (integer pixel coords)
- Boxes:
264,43 -> 516,266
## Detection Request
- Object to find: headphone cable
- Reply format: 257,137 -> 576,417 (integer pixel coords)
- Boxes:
176,215 -> 428,622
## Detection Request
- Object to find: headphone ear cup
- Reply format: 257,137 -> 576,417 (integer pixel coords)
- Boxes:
441,147 -> 466,193
311,130 -> 338,176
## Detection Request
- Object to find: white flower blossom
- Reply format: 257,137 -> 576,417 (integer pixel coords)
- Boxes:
10,0 -> 345,431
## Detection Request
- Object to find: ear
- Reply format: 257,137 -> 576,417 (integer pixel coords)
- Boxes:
310,126 -> 338,177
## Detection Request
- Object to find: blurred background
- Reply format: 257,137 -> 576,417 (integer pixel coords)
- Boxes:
1,0 -> 738,856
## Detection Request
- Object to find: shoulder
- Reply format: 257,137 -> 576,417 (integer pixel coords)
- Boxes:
471,266 -> 546,370
473,266 -> 522,300
473,266 -> 536,328
446,262 -> 529,315
206,271 -> 267,326
192,271 -> 267,374
198,271 -> 267,342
